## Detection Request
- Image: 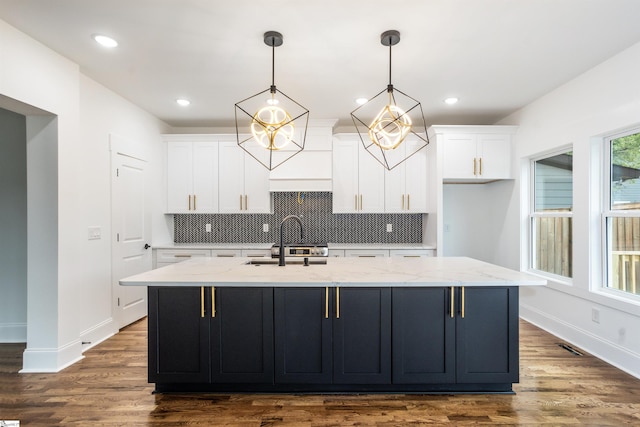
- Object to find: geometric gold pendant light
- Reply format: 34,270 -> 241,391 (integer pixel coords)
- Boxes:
351,30 -> 429,170
235,31 -> 309,171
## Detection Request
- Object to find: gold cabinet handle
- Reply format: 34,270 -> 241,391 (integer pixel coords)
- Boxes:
354,194 -> 358,210
461,286 -> 465,318
450,286 -> 454,318
402,194 -> 405,210
239,194 -> 243,210
360,194 -> 363,210
211,286 -> 216,318
200,286 -> 205,318
325,287 -> 329,319
473,158 -> 477,175
479,158 -> 483,176
336,287 -> 340,319
407,194 -> 410,210
245,194 -> 248,211
188,195 -> 192,211
193,194 -> 197,210
174,254 -> 192,258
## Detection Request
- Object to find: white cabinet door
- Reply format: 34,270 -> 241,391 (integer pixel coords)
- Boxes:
218,141 -> 246,213
384,140 -> 428,213
166,140 -> 218,213
166,141 -> 194,213
442,132 -> 512,180
442,134 -> 478,180
243,153 -> 271,213
332,136 -> 360,213
192,141 -> 219,212
332,134 -> 385,213
358,143 -> 386,213
218,140 -> 272,213
477,134 -> 511,179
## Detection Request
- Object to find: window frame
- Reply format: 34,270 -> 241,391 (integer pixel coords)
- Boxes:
528,146 -> 574,284
601,127 -> 640,301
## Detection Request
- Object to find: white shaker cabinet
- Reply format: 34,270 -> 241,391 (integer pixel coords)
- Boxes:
166,138 -> 218,213
218,140 -> 272,213
332,134 -> 385,213
438,128 -> 514,181
384,139 -> 429,213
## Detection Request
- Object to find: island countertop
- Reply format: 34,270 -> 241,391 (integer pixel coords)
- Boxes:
120,256 -> 546,288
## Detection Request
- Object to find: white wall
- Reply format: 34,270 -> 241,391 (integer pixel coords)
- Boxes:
497,40 -> 640,378
0,108 -> 27,342
0,19 -> 169,371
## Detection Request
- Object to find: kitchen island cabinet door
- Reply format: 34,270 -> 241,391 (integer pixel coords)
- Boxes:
148,286 -> 210,383
333,287 -> 391,384
455,286 -> 519,384
274,288 -> 333,384
392,287 -> 455,383
210,287 -> 274,383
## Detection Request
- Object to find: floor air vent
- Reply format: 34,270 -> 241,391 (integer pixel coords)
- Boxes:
558,343 -> 583,356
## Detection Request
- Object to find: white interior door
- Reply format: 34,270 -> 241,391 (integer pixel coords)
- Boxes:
111,145 -> 151,329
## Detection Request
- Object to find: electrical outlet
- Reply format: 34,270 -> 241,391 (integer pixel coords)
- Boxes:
263,223 -> 269,232
386,223 -> 393,233
591,308 -> 600,324
205,223 -> 212,233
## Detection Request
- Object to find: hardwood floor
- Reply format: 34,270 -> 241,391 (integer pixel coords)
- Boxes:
1,318 -> 639,426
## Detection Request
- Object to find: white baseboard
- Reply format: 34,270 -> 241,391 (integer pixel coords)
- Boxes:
0,322 -> 27,342
20,339 -> 83,373
80,317 -> 116,353
520,303 -> 640,379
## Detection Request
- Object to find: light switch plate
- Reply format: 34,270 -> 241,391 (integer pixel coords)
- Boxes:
263,223 -> 269,232
205,223 -> 212,233
88,226 -> 101,240
386,223 -> 393,233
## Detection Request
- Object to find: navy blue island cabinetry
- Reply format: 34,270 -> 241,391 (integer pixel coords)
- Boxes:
148,285 -> 519,393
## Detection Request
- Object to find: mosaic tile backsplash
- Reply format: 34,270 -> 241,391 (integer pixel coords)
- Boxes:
174,192 -> 423,244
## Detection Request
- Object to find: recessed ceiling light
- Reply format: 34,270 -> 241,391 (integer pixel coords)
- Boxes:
176,99 -> 190,107
444,97 -> 459,105
92,34 -> 118,48
355,98 -> 368,105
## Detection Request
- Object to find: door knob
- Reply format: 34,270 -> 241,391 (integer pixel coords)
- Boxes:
144,243 -> 151,250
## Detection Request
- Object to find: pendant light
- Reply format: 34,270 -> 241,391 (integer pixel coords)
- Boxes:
351,30 -> 429,170
235,31 -> 309,171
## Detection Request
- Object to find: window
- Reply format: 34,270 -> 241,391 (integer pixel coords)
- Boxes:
604,129 -> 640,296
530,150 -> 573,279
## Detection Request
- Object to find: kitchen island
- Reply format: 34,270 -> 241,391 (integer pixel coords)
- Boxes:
120,256 -> 545,394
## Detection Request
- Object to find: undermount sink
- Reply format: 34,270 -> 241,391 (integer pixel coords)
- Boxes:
245,258 -> 327,266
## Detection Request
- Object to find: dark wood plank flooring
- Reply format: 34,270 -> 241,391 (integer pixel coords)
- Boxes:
1,318 -> 639,426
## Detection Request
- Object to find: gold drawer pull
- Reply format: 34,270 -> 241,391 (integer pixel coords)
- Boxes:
450,287 -> 454,318
336,287 -> 340,319
461,286 -> 465,318
325,287 -> 329,319
211,287 -> 216,318
200,286 -> 205,318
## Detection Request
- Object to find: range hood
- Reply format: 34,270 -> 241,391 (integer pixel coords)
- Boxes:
269,151 -> 332,192
268,119 -> 335,192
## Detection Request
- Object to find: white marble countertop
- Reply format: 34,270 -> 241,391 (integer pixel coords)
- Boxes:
120,256 -> 546,288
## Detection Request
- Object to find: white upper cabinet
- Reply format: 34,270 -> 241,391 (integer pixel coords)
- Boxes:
166,138 -> 218,213
384,140 -> 429,213
332,134 -> 385,213
432,126 -> 516,182
218,140 -> 272,214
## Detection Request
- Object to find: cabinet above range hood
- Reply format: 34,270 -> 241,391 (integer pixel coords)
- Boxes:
268,119 -> 336,192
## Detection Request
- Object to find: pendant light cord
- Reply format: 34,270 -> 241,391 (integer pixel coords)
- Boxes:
388,36 -> 392,87
271,37 -> 276,89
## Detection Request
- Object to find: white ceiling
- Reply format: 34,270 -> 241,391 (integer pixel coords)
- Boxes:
2,0 -> 640,128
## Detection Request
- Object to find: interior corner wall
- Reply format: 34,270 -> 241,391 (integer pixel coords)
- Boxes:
497,40 -> 640,378
1,18 -> 169,372
0,108 -> 27,342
